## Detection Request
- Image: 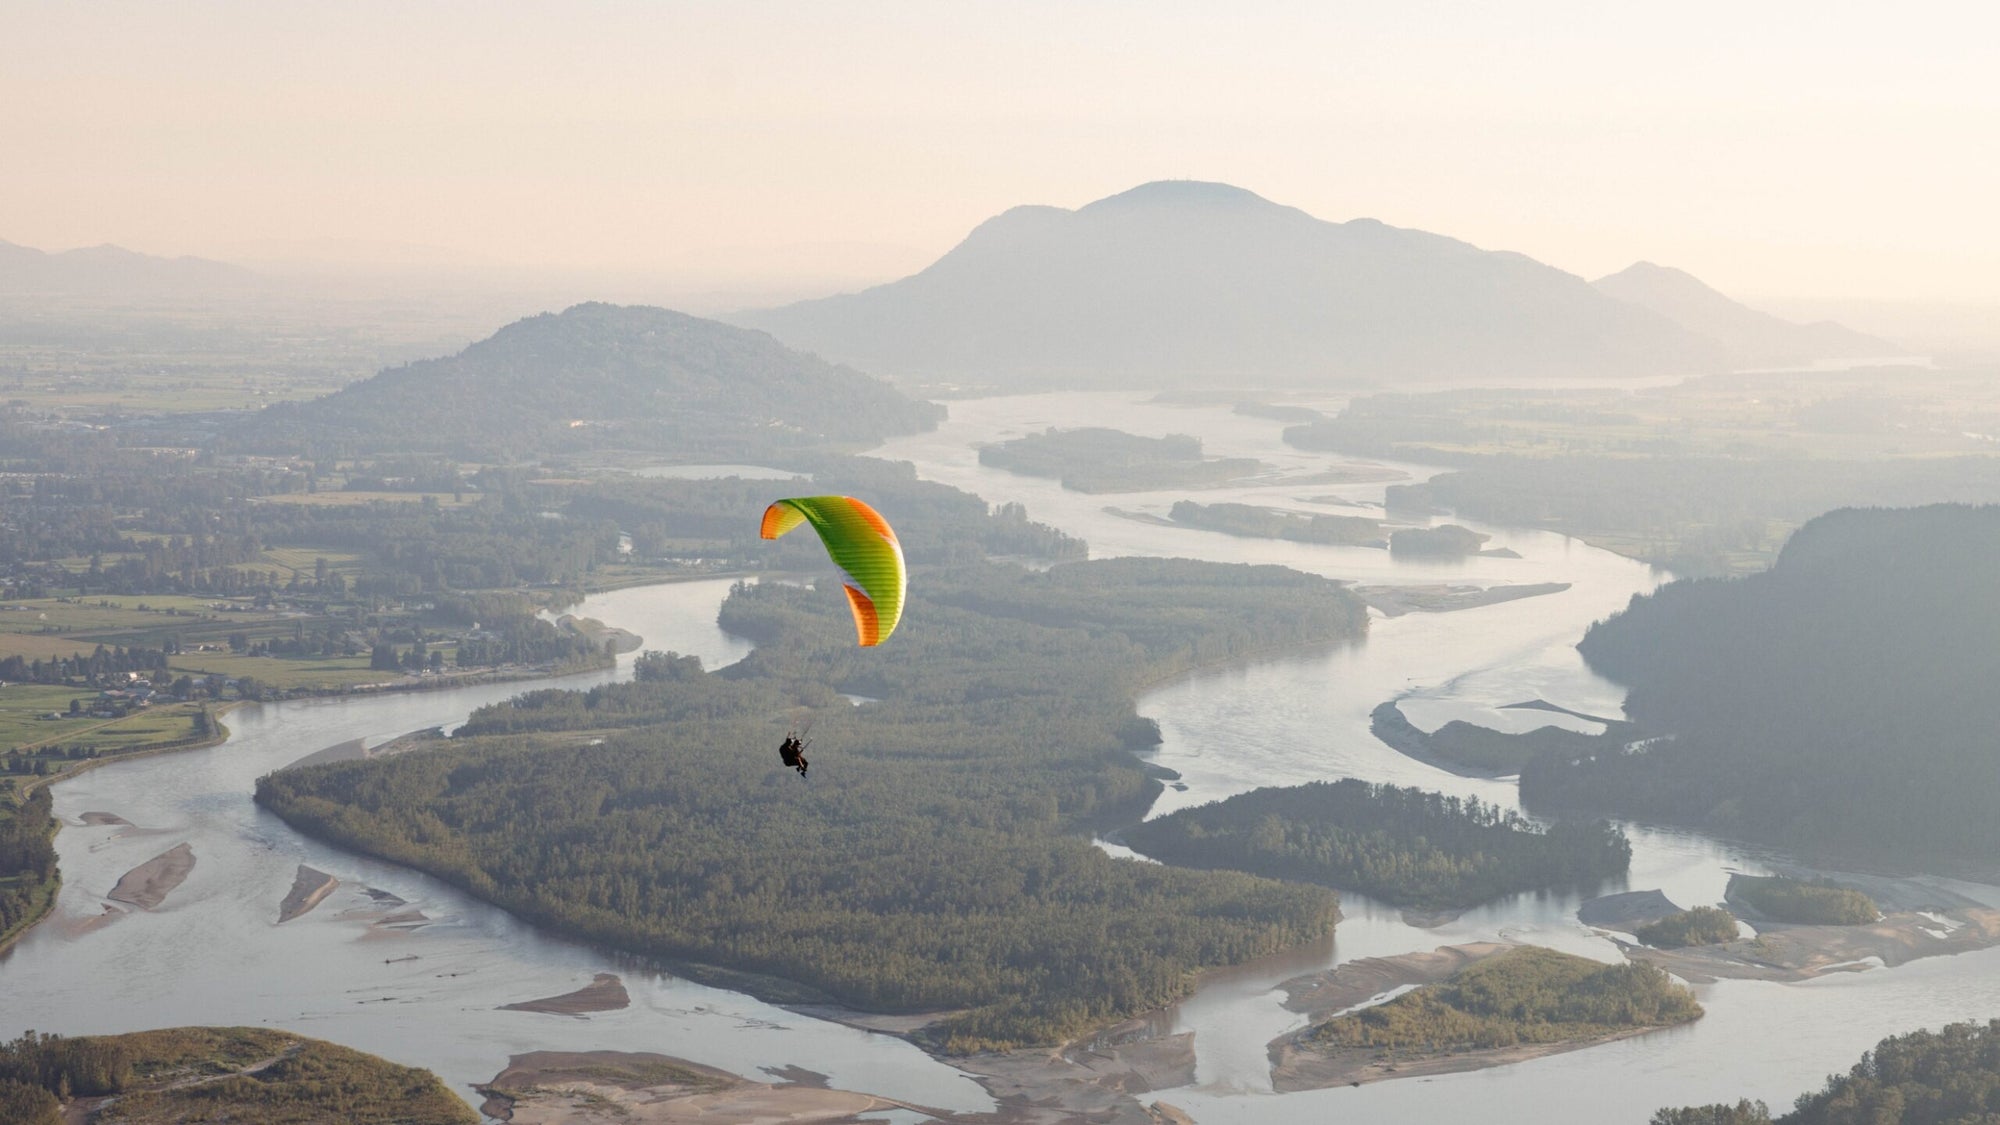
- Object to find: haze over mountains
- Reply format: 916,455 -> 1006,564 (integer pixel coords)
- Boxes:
1592,262 -> 1897,367
0,239 -> 256,297
235,303 -> 943,459
736,181 -> 1886,387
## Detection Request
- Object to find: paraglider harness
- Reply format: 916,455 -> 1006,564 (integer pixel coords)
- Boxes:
779,731 -> 811,777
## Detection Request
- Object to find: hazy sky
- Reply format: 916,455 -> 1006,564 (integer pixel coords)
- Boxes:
6,1 -> 1996,302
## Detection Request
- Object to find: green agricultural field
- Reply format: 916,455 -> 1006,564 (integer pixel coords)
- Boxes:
164,651 -> 390,691
0,690 -> 203,755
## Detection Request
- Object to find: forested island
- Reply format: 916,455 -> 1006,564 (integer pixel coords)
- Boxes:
1273,946 -> 1701,1091
1727,875 -> 1878,925
1653,1020 -> 2000,1125
258,555 -> 1368,1052
1121,780 -> 1630,910
1166,500 -> 1383,544
1523,505 -> 2000,868
1387,523 -> 1490,557
0,1027 -> 473,1125
1369,700 -> 1616,774
978,428 -> 1263,492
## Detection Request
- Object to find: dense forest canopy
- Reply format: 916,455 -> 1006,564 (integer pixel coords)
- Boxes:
1524,505 -> 2000,866
1653,1020 -> 2000,1125
1309,946 -> 1701,1051
259,556 -> 1368,1051
1122,780 -> 1630,910
234,303 -> 944,459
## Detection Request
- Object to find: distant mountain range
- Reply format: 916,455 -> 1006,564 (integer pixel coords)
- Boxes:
735,181 -> 1888,386
0,239 -> 257,296
1591,261 -> 1896,366
235,303 -> 943,458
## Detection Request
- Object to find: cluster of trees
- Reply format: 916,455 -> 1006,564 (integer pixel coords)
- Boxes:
1728,876 -> 1878,925
1309,946 -> 1701,1052
1636,906 -> 1741,948
449,616 -> 607,670
1121,780 -> 1631,910
1167,500 -> 1382,545
1368,701 -> 1615,775
0,643 -> 169,686
1653,1020 -> 2000,1125
978,427 -> 1261,492
259,556 -> 1368,1051
0,1027 -> 472,1125
0,788 -> 58,943
1524,506 -> 2000,867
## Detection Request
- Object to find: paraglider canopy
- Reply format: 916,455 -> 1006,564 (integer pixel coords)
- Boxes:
760,495 -> 906,646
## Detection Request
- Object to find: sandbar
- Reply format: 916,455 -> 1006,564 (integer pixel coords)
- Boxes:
1276,941 -> 1513,1021
277,865 -> 339,923
500,973 -> 631,1015
480,1050 -> 930,1124
107,842 -> 195,910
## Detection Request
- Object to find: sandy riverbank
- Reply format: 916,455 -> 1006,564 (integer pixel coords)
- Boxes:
276,865 -> 338,923
1274,941 -> 1514,1021
500,973 -> 631,1015
107,842 -> 195,910
479,1050 -> 935,1124
1624,907 -> 2000,983
1353,582 -> 1571,617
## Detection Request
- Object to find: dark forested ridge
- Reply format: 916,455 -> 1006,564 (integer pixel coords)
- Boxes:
235,303 -> 944,459
1121,780 -> 1630,910
1653,1020 -> 2000,1125
1523,505 -> 2000,867
258,557 -> 1367,1051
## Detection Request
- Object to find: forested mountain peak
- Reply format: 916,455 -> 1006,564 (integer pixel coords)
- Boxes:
234,302 -> 943,458
732,182 -> 1723,387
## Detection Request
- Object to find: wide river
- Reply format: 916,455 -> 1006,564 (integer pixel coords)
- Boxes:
9,391 -> 2000,1122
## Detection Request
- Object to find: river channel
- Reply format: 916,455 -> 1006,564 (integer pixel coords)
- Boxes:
8,391 -> 2000,1122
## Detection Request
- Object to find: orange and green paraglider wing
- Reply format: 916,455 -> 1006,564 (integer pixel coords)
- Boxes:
759,496 -> 906,646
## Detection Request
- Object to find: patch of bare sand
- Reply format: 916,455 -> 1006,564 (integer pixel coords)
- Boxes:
500,973 -> 631,1016
953,1021 -> 1198,1125
283,737 -> 367,770
1275,941 -> 1513,1021
480,1050 -> 928,1124
107,842 -> 195,910
1625,907 -> 2000,983
277,865 -> 338,923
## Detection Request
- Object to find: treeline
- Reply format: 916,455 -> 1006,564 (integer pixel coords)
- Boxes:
1654,1020 -> 2000,1125
0,788 -> 58,945
259,556 -> 1367,1051
979,427 -> 1262,492
1637,906 -> 1740,948
1387,524 -> 1489,558
1524,505 -> 2000,867
1167,500 -> 1381,545
0,1027 -> 473,1125
1121,780 -> 1630,910
0,643 -> 169,686
1309,946 -> 1700,1051
1728,876 -> 1877,925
